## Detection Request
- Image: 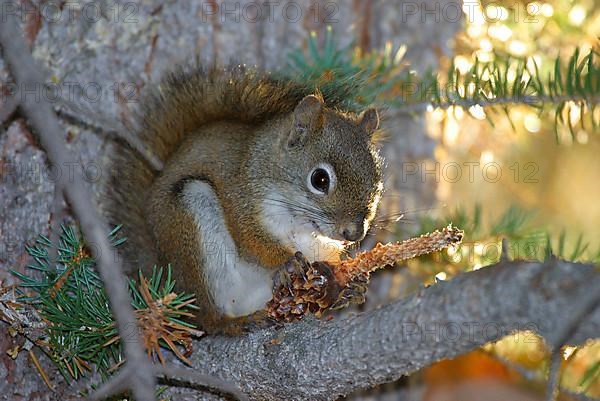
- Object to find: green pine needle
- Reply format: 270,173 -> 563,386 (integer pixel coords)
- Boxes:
580,361 -> 600,392
11,225 -> 199,382
286,29 -> 599,138
414,204 -> 600,267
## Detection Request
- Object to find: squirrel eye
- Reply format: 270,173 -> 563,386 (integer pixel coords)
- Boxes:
310,168 -> 330,194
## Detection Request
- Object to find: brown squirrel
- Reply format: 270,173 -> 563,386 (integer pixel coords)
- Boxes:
103,65 -> 383,334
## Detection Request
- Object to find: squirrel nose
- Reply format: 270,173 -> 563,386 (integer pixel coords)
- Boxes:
340,221 -> 366,242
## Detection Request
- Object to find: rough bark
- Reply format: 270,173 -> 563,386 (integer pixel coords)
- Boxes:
164,259 -> 600,400
0,4 -> 156,400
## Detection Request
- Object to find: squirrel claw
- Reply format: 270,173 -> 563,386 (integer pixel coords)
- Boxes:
273,251 -> 311,290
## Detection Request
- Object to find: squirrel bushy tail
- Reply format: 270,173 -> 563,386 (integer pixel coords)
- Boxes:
103,64 -> 343,273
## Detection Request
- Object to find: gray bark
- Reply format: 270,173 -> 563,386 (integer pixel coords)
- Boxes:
161,259 -> 600,400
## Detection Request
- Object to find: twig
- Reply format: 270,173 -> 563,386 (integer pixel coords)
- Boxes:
0,94 -> 19,124
268,225 -> 463,321
89,364 -> 248,401
87,366 -> 131,401
54,98 -> 164,172
0,284 -> 47,344
486,350 -> 542,382
500,237 -> 510,261
333,224 -> 462,284
393,94 -> 600,115
47,184 -> 65,264
546,351 -> 563,401
0,5 -> 156,401
487,351 -> 599,401
154,364 -> 248,401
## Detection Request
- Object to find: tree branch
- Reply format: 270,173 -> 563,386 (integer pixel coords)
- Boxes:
393,94 -> 600,115
0,93 -> 19,124
180,259 -> 600,401
0,4 -> 156,400
54,100 -> 164,172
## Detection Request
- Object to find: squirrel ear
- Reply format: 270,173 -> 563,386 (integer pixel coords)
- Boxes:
359,108 -> 379,137
288,95 -> 323,148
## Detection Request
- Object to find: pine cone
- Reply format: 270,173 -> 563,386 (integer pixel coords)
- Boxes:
267,225 -> 464,322
267,252 -> 341,322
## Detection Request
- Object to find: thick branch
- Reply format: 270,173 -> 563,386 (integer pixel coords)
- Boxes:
185,259 -> 600,401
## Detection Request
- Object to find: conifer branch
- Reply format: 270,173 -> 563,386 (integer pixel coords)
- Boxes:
0,8 -> 155,399
289,30 -> 599,135
416,204 -> 600,264
3,224 -> 251,400
11,226 -> 202,380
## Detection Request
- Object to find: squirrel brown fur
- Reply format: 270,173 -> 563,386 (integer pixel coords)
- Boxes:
103,64 -> 383,334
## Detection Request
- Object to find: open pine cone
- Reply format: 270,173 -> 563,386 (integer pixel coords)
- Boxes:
267,253 -> 342,322
267,224 -> 463,322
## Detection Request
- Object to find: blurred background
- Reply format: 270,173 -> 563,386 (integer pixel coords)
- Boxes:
346,0 -> 600,400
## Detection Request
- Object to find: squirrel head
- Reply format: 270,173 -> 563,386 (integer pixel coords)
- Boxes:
265,94 -> 383,247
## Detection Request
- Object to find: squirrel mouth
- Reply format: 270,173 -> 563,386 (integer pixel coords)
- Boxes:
287,207 -> 328,238
309,219 -> 351,244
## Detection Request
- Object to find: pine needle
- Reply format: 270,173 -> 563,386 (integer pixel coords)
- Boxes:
29,349 -> 54,390
288,30 -> 599,135
6,225 -> 201,385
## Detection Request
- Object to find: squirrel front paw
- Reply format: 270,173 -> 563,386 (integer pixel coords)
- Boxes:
267,252 -> 370,322
272,251 -> 312,290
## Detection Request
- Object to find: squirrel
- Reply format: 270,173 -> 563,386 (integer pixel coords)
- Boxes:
103,64 -> 384,334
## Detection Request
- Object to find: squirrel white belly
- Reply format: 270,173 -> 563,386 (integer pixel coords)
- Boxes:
181,180 -> 273,317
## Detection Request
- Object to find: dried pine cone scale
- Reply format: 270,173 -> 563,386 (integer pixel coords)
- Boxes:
267,252 -> 342,322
